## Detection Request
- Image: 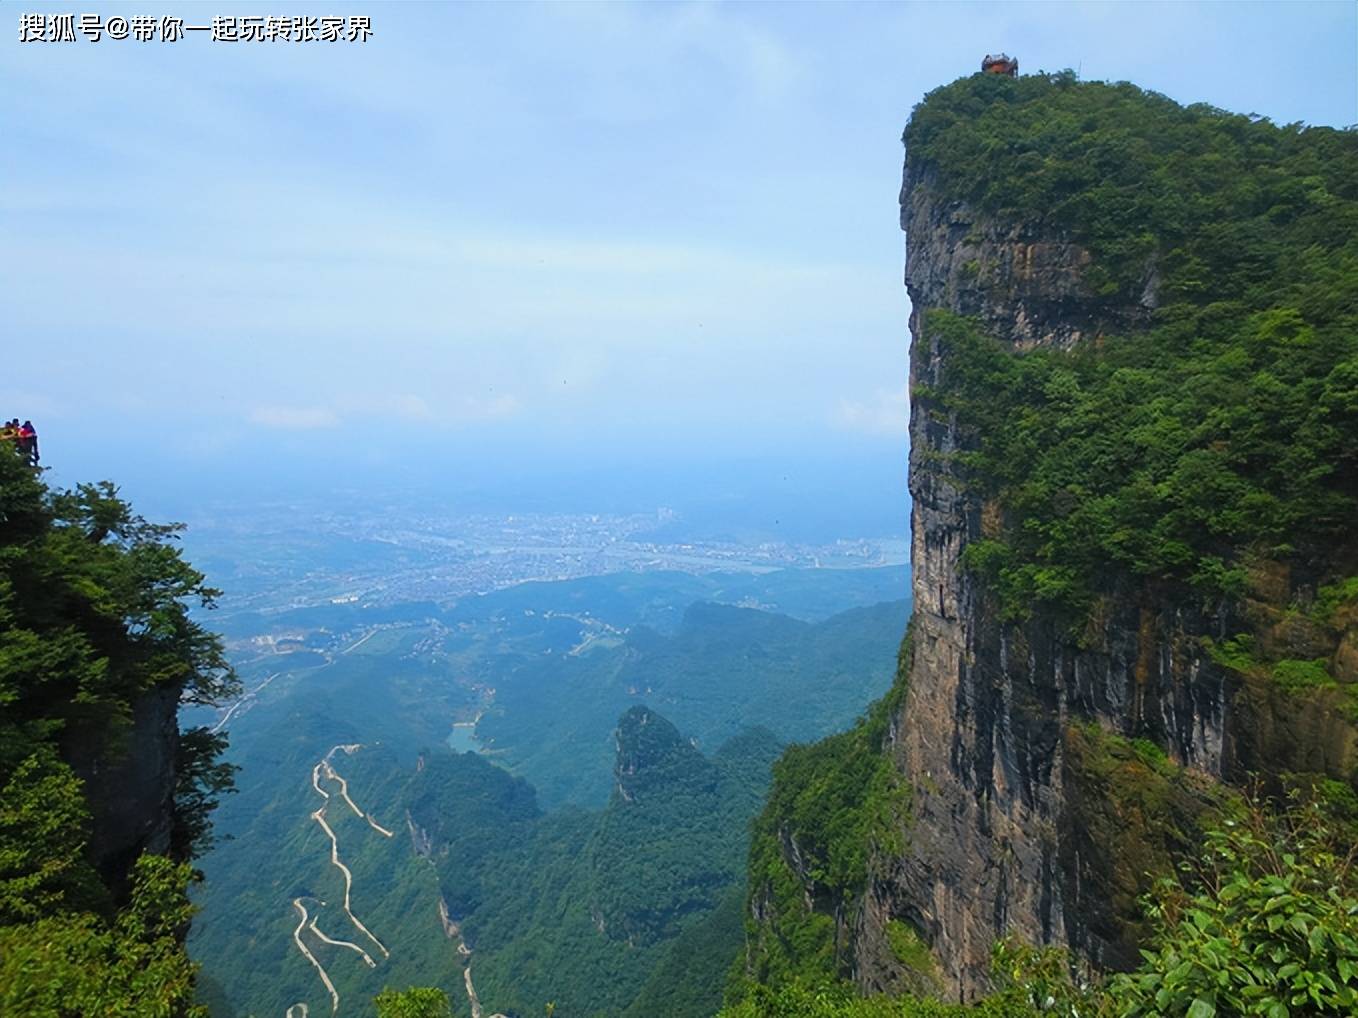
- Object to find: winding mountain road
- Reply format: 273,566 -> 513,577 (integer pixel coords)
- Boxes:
322,752 -> 395,837
289,743 -> 400,1015
308,914 -> 378,968
308,746 -> 392,959
292,740 -> 505,1017
211,671 -> 282,734
309,807 -> 390,959
291,899 -> 339,1015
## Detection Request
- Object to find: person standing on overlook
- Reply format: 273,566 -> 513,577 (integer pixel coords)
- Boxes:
17,421 -> 38,467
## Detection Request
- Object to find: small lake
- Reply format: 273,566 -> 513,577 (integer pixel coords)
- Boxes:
446,725 -> 482,754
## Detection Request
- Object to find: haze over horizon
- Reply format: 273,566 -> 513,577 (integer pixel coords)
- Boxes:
4,1 -> 1355,529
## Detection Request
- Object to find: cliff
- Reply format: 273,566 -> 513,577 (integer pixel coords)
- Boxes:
738,72 -> 1358,1003
0,453 -> 238,1014
63,685 -> 183,893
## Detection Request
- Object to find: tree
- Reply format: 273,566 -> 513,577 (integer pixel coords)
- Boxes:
1110,794 -> 1358,1017
0,855 -> 205,1018
0,445 -> 238,1015
374,986 -> 456,1018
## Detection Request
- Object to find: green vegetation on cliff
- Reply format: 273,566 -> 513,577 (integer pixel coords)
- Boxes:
909,74 -> 1356,624
911,79 -> 1358,861
735,630 -> 911,995
906,71 -> 1358,303
931,294 -> 1356,625
1061,723 -> 1235,968
723,792 -> 1358,1018
0,446 -> 238,1015
734,71 -> 1358,1018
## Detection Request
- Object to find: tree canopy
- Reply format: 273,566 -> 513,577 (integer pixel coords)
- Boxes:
0,445 -> 238,1015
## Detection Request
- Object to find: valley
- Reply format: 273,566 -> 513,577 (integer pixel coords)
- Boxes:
187,565 -> 910,1017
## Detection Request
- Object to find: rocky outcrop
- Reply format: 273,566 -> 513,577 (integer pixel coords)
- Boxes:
407,810 -> 435,858
900,166 -> 1157,354
64,685 -> 181,894
847,155 -> 1355,999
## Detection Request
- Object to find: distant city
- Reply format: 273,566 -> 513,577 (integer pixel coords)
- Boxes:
178,498 -> 909,622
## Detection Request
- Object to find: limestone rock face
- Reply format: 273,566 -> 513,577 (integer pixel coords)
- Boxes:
852,159 -> 1354,999
899,165 -> 1157,354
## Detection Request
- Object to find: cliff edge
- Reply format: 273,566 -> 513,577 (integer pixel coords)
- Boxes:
737,71 -> 1358,1003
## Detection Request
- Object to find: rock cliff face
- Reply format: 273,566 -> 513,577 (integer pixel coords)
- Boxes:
63,687 -> 182,894
736,74 -> 1358,1009
846,148 -> 1357,999
899,167 -> 1157,353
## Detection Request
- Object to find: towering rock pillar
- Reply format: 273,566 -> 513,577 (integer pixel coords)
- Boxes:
856,153 -> 1166,998
862,124 -> 1354,1001
880,161 -> 1117,997
751,79 -> 1357,1008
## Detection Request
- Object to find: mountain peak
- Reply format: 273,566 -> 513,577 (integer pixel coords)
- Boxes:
613,706 -> 710,804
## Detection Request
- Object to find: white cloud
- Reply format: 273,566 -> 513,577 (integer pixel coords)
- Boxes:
248,406 -> 341,430
246,392 -> 521,432
836,385 -> 909,436
388,394 -> 435,423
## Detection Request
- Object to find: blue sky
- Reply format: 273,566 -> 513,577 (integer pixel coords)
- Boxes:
3,1 -> 1356,513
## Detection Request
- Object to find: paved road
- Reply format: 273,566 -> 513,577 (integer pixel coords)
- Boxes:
309,748 -> 392,960
290,899 -> 339,1015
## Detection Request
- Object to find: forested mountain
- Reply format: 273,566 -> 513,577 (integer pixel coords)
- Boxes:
0,447 -> 237,1016
482,598 -> 910,805
189,574 -> 906,1016
727,71 -> 1358,1016
0,432 -> 907,1017
192,704 -> 779,1018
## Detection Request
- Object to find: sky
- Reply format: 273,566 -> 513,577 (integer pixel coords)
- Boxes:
3,1 -> 1356,526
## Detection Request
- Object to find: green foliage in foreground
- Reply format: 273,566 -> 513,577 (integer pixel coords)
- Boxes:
0,445 -> 239,864
0,854 -> 206,1018
719,984 -> 1040,1018
373,986 -> 455,1017
727,794 -> 1358,1018
0,446 -> 238,1014
1108,793 -> 1358,1017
